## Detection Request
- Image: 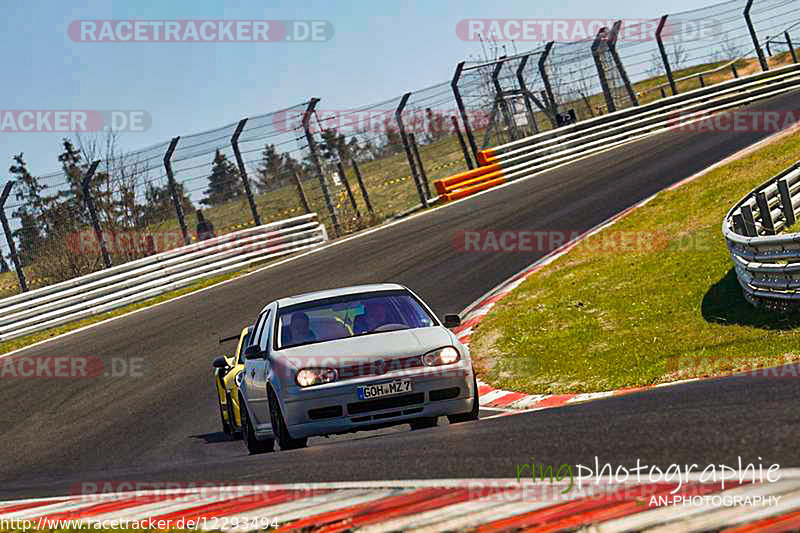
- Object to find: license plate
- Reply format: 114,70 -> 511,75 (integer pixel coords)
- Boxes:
358,379 -> 412,400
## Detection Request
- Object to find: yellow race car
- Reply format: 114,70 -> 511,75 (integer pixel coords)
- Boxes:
212,326 -> 252,439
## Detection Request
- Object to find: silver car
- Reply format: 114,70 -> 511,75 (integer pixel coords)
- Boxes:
238,283 -> 478,453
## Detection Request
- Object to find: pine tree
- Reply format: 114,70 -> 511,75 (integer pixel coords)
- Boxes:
255,144 -> 285,192
9,153 -> 47,265
141,182 -> 194,225
201,149 -> 241,206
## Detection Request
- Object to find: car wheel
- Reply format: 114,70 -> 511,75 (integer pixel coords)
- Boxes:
268,387 -> 307,451
241,395 -> 274,454
448,371 -> 480,424
226,393 -> 242,440
409,416 -> 438,430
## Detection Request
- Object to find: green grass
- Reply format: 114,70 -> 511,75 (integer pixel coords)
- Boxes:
468,130 -> 800,395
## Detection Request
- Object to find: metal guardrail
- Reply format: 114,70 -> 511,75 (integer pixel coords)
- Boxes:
0,214 -> 327,341
724,160 -> 800,310
479,63 -> 800,176
433,63 -> 800,202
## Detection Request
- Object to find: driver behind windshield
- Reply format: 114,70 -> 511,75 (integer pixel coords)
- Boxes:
355,300 -> 392,334
289,312 -> 316,344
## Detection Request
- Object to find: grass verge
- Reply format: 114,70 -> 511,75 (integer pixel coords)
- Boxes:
469,130 -> 800,394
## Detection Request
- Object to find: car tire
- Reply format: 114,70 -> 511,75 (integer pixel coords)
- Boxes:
226,393 -> 242,440
241,395 -> 274,454
268,387 -> 307,451
448,371 -> 480,424
409,416 -> 438,430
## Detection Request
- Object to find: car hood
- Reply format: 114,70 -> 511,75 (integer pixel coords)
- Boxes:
275,327 -> 454,368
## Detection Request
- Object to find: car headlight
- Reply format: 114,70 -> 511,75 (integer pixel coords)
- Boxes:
296,368 -> 338,387
422,346 -> 460,366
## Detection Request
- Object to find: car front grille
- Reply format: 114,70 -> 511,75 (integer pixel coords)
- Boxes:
347,392 -> 425,415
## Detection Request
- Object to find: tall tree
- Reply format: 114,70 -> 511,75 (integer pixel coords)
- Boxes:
140,182 -> 193,225
255,144 -> 285,192
9,153 -> 47,265
202,149 -> 241,206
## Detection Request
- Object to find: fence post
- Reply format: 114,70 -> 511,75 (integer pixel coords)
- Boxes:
592,27 -> 616,113
163,136 -> 190,244
230,118 -> 261,226
451,116 -> 474,170
744,0 -> 769,71
293,171 -> 311,214
302,98 -> 340,236
0,182 -> 28,292
656,15 -> 678,95
396,92 -> 429,208
336,161 -> 361,219
778,178 -> 796,226
516,54 -> 539,135
491,57 -> 517,141
787,32 -> 798,63
608,21 -> 638,107
538,41 -> 560,127
408,133 -> 432,199
81,160 -> 112,268
732,62 -> 739,78
351,160 -> 373,215
756,191 -> 775,234
451,61 -> 480,164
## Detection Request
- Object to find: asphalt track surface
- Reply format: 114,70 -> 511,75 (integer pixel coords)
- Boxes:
3,91 -> 800,500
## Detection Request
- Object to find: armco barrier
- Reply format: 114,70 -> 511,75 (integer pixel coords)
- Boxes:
0,214 -> 327,341
434,63 -> 800,202
724,160 -> 800,310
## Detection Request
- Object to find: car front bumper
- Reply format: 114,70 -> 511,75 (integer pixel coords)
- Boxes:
281,361 -> 475,439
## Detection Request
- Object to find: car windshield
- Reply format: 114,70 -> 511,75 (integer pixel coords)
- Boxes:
275,290 -> 436,349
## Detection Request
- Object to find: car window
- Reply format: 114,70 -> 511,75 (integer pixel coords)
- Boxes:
258,310 -> 272,353
275,290 -> 436,350
250,311 -> 268,353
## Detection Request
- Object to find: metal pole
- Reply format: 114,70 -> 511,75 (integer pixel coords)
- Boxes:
336,161 -> 361,219
0,182 -> 27,292
592,28 -> 616,114
351,160 -> 373,215
408,133 -> 432,199
732,63 -> 739,78
450,116 -> 474,170
516,54 -> 539,135
744,0 -> 769,71
538,41 -> 559,127
656,15 -> 678,95
787,32 -> 798,63
491,57 -> 517,141
81,160 -> 112,269
230,118 -> 261,226
766,37 -> 773,57
293,171 -> 311,214
163,136 -> 190,244
451,61 -> 480,164
395,93 -> 428,208
302,98 -> 340,236
608,20 -> 638,107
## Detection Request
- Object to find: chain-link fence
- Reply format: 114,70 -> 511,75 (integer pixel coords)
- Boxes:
3,0 -> 800,297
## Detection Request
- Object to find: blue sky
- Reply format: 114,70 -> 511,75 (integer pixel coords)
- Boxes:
3,0 -> 711,178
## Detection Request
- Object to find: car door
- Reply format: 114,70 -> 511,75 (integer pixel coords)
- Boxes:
245,306 -> 273,429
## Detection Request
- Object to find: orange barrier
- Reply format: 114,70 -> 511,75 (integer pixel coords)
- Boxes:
476,149 -> 496,165
433,162 -> 508,202
433,163 -> 502,195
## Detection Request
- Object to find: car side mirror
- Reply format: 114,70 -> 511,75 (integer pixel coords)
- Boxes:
443,314 -> 461,328
243,344 -> 264,360
212,356 -> 228,369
